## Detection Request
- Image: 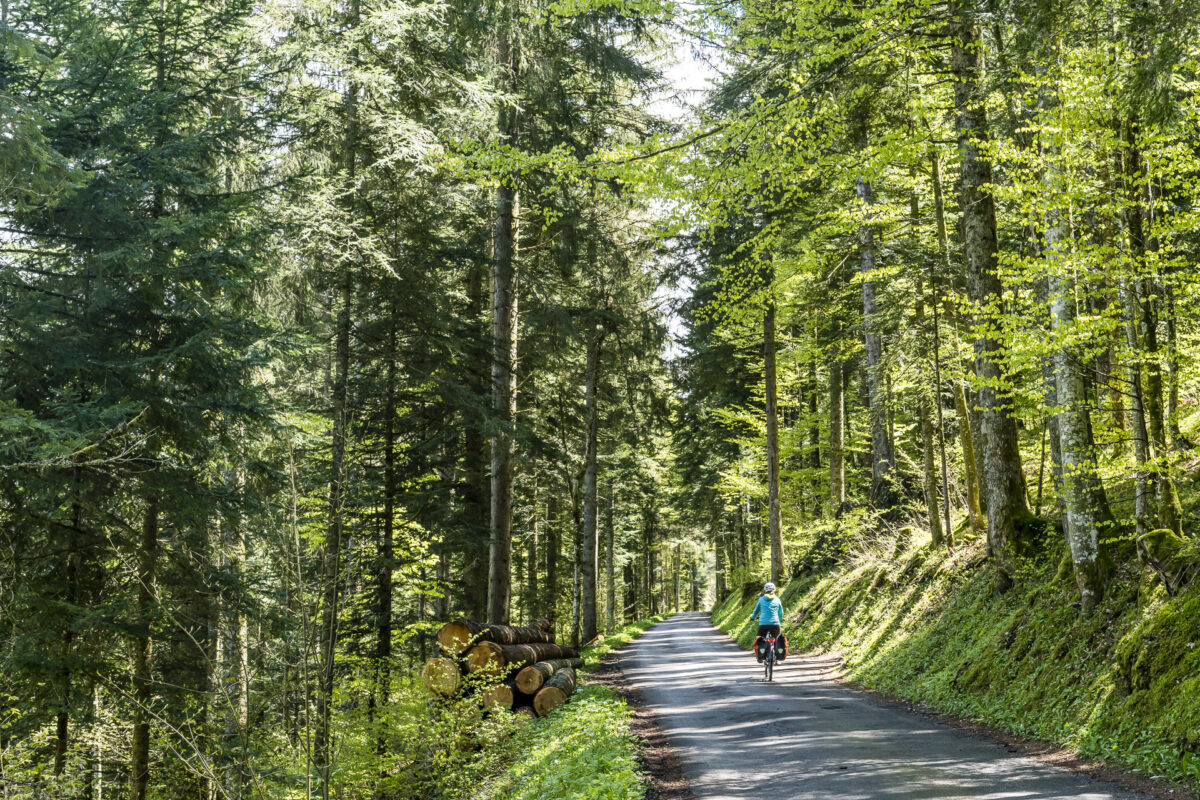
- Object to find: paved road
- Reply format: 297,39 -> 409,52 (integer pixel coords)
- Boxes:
620,612 -> 1144,800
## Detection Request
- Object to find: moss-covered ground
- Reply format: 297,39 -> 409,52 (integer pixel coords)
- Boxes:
713,538 -> 1200,787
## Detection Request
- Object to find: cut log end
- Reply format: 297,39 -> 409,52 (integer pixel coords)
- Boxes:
532,686 -> 568,716
437,620 -> 473,655
480,683 -> 514,711
515,664 -> 548,694
465,641 -> 505,674
513,706 -> 536,722
421,658 -> 462,697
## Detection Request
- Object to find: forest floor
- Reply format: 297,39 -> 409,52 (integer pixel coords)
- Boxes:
619,612 -> 1172,800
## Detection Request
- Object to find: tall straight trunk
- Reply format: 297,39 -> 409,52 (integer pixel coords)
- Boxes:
934,153 -> 984,535
763,274 -> 784,583
1045,154 -> 1112,610
714,528 -> 727,601
462,259 -> 489,620
1119,123 -> 1155,538
488,2 -> 521,624
645,510 -> 657,615
220,471 -> 249,800
858,176 -> 896,510
828,357 -> 845,513
911,183 -> 944,545
807,359 -> 822,505
318,273 -> 350,800
526,486 -> 539,623
929,153 -> 954,540
1032,272 -> 1066,518
1165,286 -> 1184,448
374,312 -> 397,765
605,484 -> 615,633
570,480 -> 582,647
736,500 -> 748,569
1136,199 -> 1182,536
54,487 -> 82,777
581,333 -> 601,642
318,201 -> 353,800
950,4 -> 1031,581
953,382 -> 986,534
916,289 -> 944,547
623,559 -> 636,622
1141,277 -> 1181,534
130,495 -> 158,800
672,544 -> 680,612
318,4 -> 358,792
545,495 -> 559,630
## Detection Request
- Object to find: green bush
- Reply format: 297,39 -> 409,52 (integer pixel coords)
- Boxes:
480,686 -> 643,800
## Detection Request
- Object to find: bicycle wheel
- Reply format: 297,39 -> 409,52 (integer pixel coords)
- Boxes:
765,647 -> 774,682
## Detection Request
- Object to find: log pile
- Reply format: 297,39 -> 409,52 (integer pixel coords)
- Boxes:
421,618 -> 583,717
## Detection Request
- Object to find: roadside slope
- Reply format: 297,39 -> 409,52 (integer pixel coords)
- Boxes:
712,540 -> 1200,789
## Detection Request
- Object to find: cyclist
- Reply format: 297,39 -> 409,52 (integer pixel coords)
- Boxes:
750,582 -> 783,662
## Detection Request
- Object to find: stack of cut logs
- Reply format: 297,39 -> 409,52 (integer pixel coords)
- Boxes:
421,618 -> 582,718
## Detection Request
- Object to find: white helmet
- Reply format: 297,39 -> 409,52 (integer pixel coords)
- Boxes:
763,582 -> 776,594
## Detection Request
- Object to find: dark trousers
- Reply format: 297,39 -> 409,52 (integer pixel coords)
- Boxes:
755,624 -> 780,659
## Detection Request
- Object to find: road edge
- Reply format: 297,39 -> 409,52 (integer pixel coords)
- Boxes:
587,623 -> 698,800
714,618 -> 1198,800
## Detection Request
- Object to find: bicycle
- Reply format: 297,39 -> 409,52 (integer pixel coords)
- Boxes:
761,631 -> 778,682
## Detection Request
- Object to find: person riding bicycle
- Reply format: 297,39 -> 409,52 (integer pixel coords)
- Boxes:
750,582 -> 783,662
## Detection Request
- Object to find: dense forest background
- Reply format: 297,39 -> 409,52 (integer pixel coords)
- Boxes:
4,0 -> 1200,797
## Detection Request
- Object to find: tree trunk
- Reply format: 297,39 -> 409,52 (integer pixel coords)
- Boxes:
219,471 -> 249,800
526,507 -> 539,624
54,488 -> 83,777
317,243 -> 351,800
437,618 -> 554,653
605,482 -> 615,633
808,359 -> 821,500
130,495 -> 158,800
514,657 -> 584,694
318,4 -> 358,791
1116,120 -> 1154,539
464,641 -> 580,674
488,1 -> 521,624
953,382 -> 986,535
916,289 -> 944,547
546,495 -> 559,631
373,313 -> 398,768
763,273 -> 784,583
714,527 -> 727,602
950,4 -> 1032,582
570,476 -> 582,647
462,258 -> 490,620
1039,307 -> 1066,516
1165,286 -> 1184,449
1045,155 -> 1113,610
828,356 -> 845,514
623,558 -> 637,622
857,176 -> 896,511
533,667 -> 577,716
581,332 -> 601,643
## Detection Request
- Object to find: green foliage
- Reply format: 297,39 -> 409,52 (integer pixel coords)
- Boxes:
481,686 -> 643,800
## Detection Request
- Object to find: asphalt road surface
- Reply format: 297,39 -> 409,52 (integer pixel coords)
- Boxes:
620,612 -> 1144,800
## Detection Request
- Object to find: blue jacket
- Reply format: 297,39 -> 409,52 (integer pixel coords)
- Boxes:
751,594 -> 783,626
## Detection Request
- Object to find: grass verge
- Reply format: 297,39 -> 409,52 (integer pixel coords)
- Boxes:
479,615 -> 668,800
712,539 -> 1200,788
